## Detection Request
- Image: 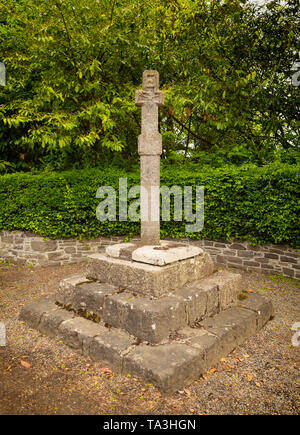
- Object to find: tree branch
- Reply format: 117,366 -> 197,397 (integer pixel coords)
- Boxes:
170,113 -> 212,146
184,115 -> 192,157
54,1 -> 78,69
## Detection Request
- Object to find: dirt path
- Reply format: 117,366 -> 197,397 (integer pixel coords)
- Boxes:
0,262 -> 299,415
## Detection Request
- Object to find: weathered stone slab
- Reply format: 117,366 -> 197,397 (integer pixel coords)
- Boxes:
200,307 -> 257,357
175,251 -> 214,287
87,253 -> 168,297
64,282 -> 118,318
237,293 -> 274,329
176,281 -> 218,325
86,251 -> 214,297
39,308 -> 75,338
56,274 -> 92,305
107,240 -> 203,266
177,327 -> 221,369
88,329 -> 133,372
132,243 -> 202,266
198,270 -> 242,310
123,295 -> 185,343
106,241 -> 203,266
103,292 -> 186,343
58,317 -> 106,352
123,343 -> 205,394
19,297 -> 57,328
106,242 -> 136,259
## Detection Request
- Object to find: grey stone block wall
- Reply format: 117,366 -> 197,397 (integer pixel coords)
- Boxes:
0,230 -> 123,267
0,230 -> 299,279
181,238 -> 300,280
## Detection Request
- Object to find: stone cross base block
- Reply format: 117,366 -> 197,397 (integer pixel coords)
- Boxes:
87,241 -> 214,298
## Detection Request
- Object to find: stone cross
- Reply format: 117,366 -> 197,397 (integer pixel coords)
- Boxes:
135,70 -> 164,245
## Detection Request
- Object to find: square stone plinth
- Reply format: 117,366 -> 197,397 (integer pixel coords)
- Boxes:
86,251 -> 214,297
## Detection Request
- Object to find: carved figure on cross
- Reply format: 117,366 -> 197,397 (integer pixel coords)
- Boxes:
135,70 -> 164,112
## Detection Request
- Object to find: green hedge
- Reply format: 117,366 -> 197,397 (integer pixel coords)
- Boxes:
0,164 -> 299,248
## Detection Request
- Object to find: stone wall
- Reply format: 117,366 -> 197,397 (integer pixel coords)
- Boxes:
0,230 -> 123,267
188,238 -> 300,280
0,230 -> 299,279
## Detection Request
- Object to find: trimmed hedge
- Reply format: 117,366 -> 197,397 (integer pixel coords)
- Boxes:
0,164 -> 299,248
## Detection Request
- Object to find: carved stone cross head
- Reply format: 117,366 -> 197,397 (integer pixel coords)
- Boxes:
135,70 -> 164,108
135,70 -> 164,156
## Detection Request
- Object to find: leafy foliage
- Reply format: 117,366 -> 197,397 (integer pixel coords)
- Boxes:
0,0 -> 299,172
0,164 -> 299,247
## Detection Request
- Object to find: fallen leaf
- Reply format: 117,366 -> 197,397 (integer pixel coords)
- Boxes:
209,368 -> 218,374
221,364 -> 229,370
100,367 -> 112,374
21,360 -> 31,369
247,374 -> 253,382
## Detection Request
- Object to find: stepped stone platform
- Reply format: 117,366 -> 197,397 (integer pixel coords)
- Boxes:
19,241 -> 274,394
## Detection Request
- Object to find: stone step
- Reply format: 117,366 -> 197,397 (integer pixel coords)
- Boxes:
56,274 -> 119,319
19,297 -> 136,373
56,270 -> 243,344
19,293 -> 273,394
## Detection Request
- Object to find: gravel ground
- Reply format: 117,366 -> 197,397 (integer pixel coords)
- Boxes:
0,261 -> 299,415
